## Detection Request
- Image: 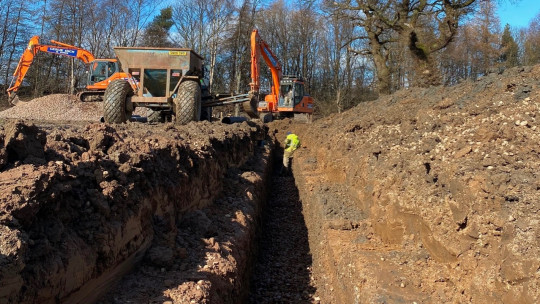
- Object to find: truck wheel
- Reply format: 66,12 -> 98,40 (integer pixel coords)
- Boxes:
103,80 -> 133,123
147,109 -> 163,123
174,80 -> 201,125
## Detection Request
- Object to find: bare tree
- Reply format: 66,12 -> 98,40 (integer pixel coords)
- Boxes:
172,0 -> 233,91
227,0 -> 259,94
521,12 -> 540,66
330,0 -> 481,90
205,0 -> 234,90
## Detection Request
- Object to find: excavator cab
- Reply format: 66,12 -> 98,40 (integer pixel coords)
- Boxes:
88,60 -> 119,84
278,77 -> 305,108
78,59 -> 126,101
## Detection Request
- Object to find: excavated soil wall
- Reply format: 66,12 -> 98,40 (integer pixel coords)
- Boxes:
270,66 -> 540,303
0,120 -> 271,303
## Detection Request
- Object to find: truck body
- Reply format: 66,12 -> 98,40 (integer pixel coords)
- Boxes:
103,46 -> 257,124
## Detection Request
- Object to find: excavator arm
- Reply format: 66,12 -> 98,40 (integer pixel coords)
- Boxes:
250,29 -> 282,111
6,36 -> 96,104
249,29 -> 314,121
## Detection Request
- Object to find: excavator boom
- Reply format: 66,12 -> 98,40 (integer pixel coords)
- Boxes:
250,29 -> 282,101
6,36 -> 96,104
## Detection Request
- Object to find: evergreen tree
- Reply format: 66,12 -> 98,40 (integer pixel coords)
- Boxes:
141,7 -> 174,47
500,24 -> 519,68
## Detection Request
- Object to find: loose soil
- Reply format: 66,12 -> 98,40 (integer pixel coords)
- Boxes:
0,64 -> 539,304
269,65 -> 539,303
0,116 -> 269,303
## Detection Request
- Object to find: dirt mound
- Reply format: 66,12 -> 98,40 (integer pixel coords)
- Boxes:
270,65 -> 540,303
0,120 -> 269,303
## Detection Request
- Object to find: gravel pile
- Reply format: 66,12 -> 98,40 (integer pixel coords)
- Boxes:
0,94 -> 159,122
0,94 -> 102,121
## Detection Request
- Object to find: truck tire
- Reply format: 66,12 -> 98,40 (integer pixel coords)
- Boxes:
174,80 -> 201,125
103,80 -> 133,123
147,109 -> 162,123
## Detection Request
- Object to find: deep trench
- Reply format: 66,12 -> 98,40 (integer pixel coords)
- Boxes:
246,158 -> 316,303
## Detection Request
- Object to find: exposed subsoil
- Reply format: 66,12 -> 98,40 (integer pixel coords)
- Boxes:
0,64 -> 539,304
0,115 -> 270,303
269,65 -> 540,303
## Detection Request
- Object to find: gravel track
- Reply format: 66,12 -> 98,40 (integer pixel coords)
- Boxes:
0,94 -> 102,121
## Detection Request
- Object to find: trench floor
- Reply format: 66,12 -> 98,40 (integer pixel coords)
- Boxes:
246,168 -> 318,303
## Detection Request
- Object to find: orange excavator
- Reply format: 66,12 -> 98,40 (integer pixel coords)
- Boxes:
6,36 -> 131,105
249,29 -> 314,122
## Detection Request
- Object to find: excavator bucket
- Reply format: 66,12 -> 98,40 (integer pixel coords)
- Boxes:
8,93 -> 20,106
243,93 -> 259,118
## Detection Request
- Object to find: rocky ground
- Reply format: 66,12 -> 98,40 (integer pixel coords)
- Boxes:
0,64 -> 539,304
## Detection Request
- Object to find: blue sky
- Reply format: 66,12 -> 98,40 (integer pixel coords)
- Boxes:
497,0 -> 540,28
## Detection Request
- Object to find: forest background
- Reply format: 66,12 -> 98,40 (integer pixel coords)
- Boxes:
0,0 -> 538,115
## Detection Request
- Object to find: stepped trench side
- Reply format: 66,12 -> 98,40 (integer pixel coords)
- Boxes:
291,119 -> 539,303
0,120 -> 271,304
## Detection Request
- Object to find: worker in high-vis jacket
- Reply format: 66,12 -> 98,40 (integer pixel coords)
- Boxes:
282,132 -> 300,175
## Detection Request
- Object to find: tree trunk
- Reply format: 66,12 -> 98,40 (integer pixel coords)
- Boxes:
336,87 -> 342,113
70,58 -> 75,95
408,31 -> 442,87
4,2 -> 23,86
369,38 -> 391,95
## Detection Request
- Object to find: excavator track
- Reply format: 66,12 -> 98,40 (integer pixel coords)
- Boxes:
77,91 -> 104,102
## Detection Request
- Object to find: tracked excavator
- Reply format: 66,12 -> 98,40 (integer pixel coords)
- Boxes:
6,36 -> 132,105
249,29 -> 314,122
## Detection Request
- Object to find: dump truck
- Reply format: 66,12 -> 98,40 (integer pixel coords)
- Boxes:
103,46 -> 258,124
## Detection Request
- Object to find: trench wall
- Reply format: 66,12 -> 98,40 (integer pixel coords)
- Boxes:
285,82 -> 539,303
0,121 -> 269,304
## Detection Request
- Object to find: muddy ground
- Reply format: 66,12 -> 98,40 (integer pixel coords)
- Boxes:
0,64 -> 539,304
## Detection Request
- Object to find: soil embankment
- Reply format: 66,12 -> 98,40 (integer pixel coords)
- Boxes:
270,65 -> 539,303
0,117 -> 270,303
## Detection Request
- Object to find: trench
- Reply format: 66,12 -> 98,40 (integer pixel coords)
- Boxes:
246,163 -> 316,303
0,120 -> 326,304
0,121 -> 276,303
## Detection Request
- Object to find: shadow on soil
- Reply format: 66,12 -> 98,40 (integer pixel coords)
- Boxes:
246,159 -> 316,303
